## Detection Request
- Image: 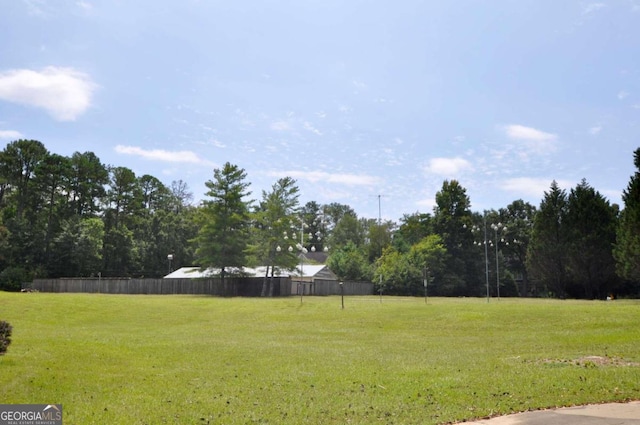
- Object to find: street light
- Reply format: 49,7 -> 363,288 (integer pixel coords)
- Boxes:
490,222 -> 507,300
465,212 -> 490,303
423,267 -> 429,304
167,254 -> 174,274
278,214 -> 328,303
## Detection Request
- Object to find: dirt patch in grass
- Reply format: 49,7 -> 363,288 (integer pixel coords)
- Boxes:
540,356 -> 640,368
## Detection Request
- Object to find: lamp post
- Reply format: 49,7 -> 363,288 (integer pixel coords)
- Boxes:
279,214 -> 328,304
490,222 -> 506,300
339,281 -> 344,309
465,212 -> 490,302
423,267 -> 429,304
167,254 -> 174,275
291,219 -> 308,304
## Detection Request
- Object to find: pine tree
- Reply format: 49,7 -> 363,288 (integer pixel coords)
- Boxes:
565,179 -> 618,298
527,181 -> 569,297
193,163 -> 252,283
247,177 -> 300,296
614,148 -> 640,285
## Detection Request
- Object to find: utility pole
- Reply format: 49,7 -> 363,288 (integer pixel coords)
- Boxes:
376,194 -> 387,258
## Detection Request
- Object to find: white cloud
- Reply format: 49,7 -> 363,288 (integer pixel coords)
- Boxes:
502,124 -> 558,156
618,91 -> 629,100
503,124 -> 557,142
583,3 -> 606,14
114,145 -> 215,166
76,1 -> 93,12
0,67 -> 96,121
270,170 -> 380,186
0,130 -> 24,140
425,157 -> 473,176
352,80 -> 367,91
21,0 -> 47,15
502,177 -> 572,198
314,186 -> 353,202
589,125 -> 602,135
303,121 -> 322,136
270,120 -> 292,131
209,139 -> 226,148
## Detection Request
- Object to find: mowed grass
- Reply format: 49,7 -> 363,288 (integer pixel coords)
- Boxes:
1,293 -> 639,424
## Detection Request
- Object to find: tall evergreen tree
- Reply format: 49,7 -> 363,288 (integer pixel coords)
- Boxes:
68,151 -> 108,217
614,148 -> 640,287
139,175 -> 172,212
0,140 -> 49,270
102,167 -> 143,275
247,177 -> 300,296
51,217 -> 104,277
106,166 -> 143,229
193,163 -> 252,282
499,200 -> 536,296
565,179 -> 618,298
527,181 -> 569,297
34,154 -> 72,268
0,140 -> 49,221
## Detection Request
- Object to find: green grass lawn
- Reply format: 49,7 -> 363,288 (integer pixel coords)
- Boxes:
1,292 -> 639,424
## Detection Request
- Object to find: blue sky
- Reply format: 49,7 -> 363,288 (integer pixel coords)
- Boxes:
1,1 -> 639,221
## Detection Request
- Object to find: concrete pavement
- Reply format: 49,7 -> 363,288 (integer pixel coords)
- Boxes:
459,401 -> 640,425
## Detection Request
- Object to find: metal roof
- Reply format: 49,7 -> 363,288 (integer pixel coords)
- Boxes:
165,264 -> 331,279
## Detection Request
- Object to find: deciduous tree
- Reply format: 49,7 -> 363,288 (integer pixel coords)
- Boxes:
327,241 -> 370,282
433,180 -> 476,295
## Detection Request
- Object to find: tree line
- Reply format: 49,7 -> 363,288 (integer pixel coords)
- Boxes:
1,139 -> 639,299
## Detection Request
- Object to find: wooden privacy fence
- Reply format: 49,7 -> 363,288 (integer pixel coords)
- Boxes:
29,277 -> 375,297
293,279 -> 375,296
30,277 -> 292,297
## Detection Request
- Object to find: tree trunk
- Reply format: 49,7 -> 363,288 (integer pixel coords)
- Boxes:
261,266 -> 269,297
268,266 -> 275,297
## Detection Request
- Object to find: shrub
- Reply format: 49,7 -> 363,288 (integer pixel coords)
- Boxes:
0,321 -> 11,355
0,266 -> 31,291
